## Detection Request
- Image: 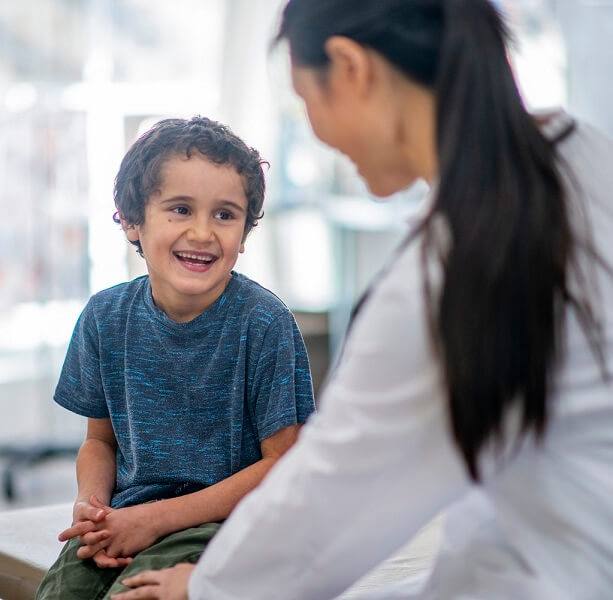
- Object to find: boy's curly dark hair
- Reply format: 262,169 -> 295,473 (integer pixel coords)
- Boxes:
113,116 -> 267,255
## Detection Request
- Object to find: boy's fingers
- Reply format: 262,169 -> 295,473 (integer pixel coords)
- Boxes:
80,529 -> 110,546
93,551 -> 133,569
82,501 -> 107,522
93,552 -> 114,568
105,544 -> 122,559
74,502 -> 106,523
76,545 -> 95,559
90,495 -> 112,513
76,539 -> 108,559
90,507 -> 107,521
94,552 -> 119,569
59,520 -> 96,541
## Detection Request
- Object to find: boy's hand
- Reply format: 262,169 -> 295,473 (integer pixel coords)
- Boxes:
59,494 -> 109,542
75,501 -> 163,561
60,496 -> 133,569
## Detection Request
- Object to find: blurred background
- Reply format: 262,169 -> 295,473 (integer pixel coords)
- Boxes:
0,0 -> 611,510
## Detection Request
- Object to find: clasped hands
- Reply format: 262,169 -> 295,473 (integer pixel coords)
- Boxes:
59,495 -> 159,568
60,495 -> 193,598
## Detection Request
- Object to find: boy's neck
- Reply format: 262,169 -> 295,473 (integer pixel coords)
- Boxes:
150,272 -> 233,323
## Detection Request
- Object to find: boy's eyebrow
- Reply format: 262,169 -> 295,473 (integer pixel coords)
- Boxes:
216,199 -> 247,214
158,195 -> 192,204
158,196 -> 246,213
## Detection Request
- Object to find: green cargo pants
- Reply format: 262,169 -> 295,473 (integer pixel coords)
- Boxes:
35,521 -> 221,600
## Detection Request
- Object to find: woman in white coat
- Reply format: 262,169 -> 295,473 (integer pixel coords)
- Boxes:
116,1 -> 613,598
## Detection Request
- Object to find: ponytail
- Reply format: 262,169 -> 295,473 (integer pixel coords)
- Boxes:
429,0 -> 571,478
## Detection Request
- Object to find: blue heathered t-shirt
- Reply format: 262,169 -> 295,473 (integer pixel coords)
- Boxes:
54,271 -> 315,508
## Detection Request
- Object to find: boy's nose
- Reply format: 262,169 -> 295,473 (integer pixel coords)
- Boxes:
186,217 -> 214,242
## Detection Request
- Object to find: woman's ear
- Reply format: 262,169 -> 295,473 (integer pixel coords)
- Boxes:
324,36 -> 374,97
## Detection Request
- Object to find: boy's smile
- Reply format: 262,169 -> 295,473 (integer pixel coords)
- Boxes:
174,250 -> 217,271
125,152 -> 248,322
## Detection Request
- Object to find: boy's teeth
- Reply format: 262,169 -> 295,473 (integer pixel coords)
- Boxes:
177,252 -> 213,263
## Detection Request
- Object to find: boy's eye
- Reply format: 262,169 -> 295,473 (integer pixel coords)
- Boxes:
172,206 -> 190,216
215,210 -> 234,221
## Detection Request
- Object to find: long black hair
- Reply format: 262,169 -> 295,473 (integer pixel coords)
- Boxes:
276,0 -> 606,479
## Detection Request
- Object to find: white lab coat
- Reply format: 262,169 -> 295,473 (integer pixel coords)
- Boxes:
189,111 -> 613,599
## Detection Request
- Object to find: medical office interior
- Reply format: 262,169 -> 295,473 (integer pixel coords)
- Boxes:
0,0 -> 611,536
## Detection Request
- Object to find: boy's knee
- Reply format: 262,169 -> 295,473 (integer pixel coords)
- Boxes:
36,539 -> 120,600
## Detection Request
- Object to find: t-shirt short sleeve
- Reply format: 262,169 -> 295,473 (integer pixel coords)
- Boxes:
54,297 -> 110,419
249,310 -> 314,442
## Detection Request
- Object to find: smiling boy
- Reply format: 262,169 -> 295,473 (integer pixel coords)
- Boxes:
35,116 -> 315,600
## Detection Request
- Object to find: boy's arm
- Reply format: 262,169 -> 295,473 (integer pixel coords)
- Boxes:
76,423 -> 302,560
154,423 -> 302,531
74,417 -> 117,509
59,417 -> 133,568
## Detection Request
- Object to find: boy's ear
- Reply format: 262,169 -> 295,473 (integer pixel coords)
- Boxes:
240,229 -> 249,254
120,216 -> 140,243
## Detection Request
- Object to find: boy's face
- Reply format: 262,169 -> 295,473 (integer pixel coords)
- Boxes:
123,152 -> 248,322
